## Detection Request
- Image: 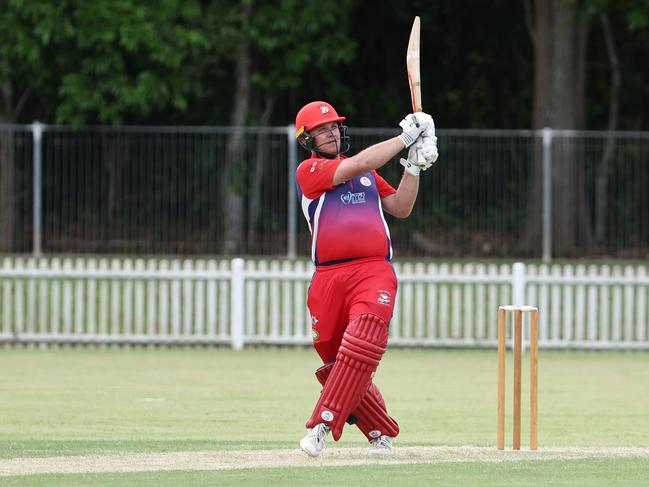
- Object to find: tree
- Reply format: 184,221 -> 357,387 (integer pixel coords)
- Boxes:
0,0 -> 60,251
58,1 -> 208,125
521,0 -> 649,257
522,0 -> 594,257
0,0 -> 208,250
594,11 -> 619,245
592,0 -> 649,244
214,0 -> 355,254
3,0 -> 649,257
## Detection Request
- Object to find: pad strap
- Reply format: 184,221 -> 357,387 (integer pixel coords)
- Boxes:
354,382 -> 400,440
306,313 -> 388,440
315,362 -> 399,441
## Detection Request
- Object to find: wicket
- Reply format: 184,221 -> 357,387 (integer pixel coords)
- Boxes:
497,305 -> 538,450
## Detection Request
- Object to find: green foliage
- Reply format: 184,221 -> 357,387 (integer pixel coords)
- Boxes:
1,0 -> 208,124
620,0 -> 649,30
585,0 -> 649,31
2,0 -> 649,127
0,1 -> 66,116
247,0 -> 356,92
1,0 -> 357,124
58,0 -> 207,124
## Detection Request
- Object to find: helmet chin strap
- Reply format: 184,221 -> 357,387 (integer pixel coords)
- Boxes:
313,139 -> 341,159
311,125 -> 350,159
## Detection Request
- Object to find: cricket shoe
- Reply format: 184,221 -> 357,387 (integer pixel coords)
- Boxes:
300,423 -> 330,458
368,435 -> 393,455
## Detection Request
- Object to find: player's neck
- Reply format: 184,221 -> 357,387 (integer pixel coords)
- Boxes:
312,152 -> 340,160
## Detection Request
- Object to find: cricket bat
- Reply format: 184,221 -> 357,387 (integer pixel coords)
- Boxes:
406,16 -> 426,167
406,16 -> 422,112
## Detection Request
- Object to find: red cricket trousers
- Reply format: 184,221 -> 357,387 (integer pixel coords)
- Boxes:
307,257 -> 397,362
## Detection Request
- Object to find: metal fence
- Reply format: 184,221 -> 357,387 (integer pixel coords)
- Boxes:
1,124 -> 649,259
1,257 -> 647,350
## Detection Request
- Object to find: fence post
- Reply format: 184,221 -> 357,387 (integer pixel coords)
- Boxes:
512,262 -> 526,306
287,124 -> 298,259
31,121 -> 44,257
512,261 -> 527,350
230,257 -> 245,350
542,127 -> 553,262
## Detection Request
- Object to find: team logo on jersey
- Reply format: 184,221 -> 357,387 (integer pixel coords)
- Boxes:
312,329 -> 319,342
320,105 -> 330,114
340,191 -> 366,205
309,159 -> 328,173
378,290 -> 391,305
360,176 -> 372,187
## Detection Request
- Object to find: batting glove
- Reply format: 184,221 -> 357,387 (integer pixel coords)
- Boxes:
421,134 -> 439,164
414,112 -> 435,133
400,141 -> 425,176
398,113 -> 425,148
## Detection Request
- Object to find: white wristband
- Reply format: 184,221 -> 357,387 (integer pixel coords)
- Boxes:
398,132 -> 416,148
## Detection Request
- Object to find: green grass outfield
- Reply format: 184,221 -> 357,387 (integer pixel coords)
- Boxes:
1,347 -> 648,485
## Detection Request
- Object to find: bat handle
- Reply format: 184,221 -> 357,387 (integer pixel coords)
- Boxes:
413,109 -> 426,168
416,146 -> 425,168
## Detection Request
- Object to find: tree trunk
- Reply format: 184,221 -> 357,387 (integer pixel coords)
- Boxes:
595,13 -> 620,245
0,82 -> 15,252
102,132 -> 128,248
221,1 -> 252,255
247,94 -> 275,253
522,0 -> 593,257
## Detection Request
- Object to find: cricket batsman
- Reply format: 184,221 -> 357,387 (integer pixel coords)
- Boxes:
294,101 -> 438,456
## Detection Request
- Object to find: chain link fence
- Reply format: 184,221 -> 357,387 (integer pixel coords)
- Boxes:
1,124 -> 648,259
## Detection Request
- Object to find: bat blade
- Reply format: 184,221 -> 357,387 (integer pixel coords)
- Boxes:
406,16 -> 421,112
406,16 -> 426,168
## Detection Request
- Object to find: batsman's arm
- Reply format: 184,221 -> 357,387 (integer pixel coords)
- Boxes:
381,172 -> 419,218
332,137 -> 405,186
332,113 -> 425,185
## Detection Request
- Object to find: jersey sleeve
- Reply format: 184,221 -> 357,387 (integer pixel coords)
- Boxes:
373,170 -> 397,198
296,158 -> 343,199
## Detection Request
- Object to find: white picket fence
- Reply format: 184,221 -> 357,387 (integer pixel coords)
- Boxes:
0,257 -> 648,350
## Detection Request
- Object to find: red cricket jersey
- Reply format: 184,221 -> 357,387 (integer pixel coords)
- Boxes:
295,156 -> 397,266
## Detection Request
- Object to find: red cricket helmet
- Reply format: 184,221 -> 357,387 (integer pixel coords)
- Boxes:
295,101 -> 346,136
295,101 -> 349,157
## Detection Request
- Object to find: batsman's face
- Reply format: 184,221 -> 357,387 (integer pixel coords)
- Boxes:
312,122 -> 341,154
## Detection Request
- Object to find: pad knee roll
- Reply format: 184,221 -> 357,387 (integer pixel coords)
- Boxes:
306,313 -> 388,440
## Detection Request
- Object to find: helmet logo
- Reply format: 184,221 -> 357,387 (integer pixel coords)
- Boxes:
320,105 -> 329,114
